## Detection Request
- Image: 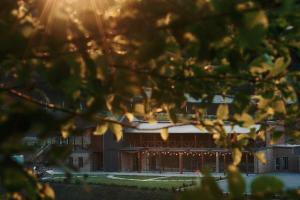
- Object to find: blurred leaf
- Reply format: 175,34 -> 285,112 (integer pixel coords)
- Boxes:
109,123 -> 123,142
234,112 -> 254,127
232,148 -> 242,166
168,109 -> 178,124
228,167 -> 245,199
270,57 -> 287,77
255,151 -> 267,164
270,131 -> 283,145
160,128 -> 169,141
217,104 -> 229,120
274,100 -> 286,114
94,123 -> 108,136
125,113 -> 135,122
41,184 -> 55,200
251,176 -> 284,196
134,103 -> 145,115
105,94 -> 115,111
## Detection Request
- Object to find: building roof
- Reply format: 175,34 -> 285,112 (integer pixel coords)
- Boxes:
185,94 -> 234,104
125,122 -> 260,134
273,144 -> 300,148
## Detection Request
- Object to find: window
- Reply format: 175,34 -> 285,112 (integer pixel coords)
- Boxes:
78,157 -> 83,168
283,157 -> 288,170
275,158 -> 280,170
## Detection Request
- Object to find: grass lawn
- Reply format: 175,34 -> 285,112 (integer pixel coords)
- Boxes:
46,175 -> 197,189
115,175 -> 161,180
159,176 -> 199,181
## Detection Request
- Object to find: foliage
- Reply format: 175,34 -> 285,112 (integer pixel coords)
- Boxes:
180,168 -> 300,200
0,0 -> 300,199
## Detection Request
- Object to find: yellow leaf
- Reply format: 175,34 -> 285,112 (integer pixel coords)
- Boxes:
148,118 -> 157,124
257,130 -> 266,141
61,121 -> 75,139
125,113 -> 135,122
105,94 -> 115,111
61,130 -> 70,139
256,96 -> 270,109
94,123 -> 108,136
110,123 -> 123,142
232,148 -> 242,166
271,57 -> 286,77
43,184 -> 55,199
237,134 -> 249,141
183,32 -> 198,42
255,151 -> 267,164
246,10 -> 269,29
86,97 -> 95,107
234,112 -> 254,127
160,128 -> 169,141
195,124 -> 206,132
203,119 -> 214,126
217,104 -> 229,120
274,100 -> 286,114
134,103 -> 145,115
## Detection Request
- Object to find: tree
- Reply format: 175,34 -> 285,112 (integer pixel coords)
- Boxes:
0,0 -> 300,199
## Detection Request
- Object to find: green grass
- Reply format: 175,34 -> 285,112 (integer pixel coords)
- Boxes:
47,175 -> 196,189
115,175 -> 161,180
161,176 -> 200,181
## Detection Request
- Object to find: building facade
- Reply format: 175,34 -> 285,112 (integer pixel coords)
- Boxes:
41,95 -> 300,173
43,121 -> 300,174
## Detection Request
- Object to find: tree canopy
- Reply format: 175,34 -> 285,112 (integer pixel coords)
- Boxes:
0,0 -> 300,199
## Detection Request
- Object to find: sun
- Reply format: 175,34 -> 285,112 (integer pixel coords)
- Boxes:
38,0 -> 122,27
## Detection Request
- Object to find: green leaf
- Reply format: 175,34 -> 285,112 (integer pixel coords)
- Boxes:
216,104 -> 229,120
251,176 -> 284,195
228,167 -> 246,199
271,131 -> 283,145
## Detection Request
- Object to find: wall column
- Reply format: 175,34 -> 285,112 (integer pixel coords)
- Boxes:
216,152 -> 220,173
138,151 -> 142,172
246,153 -> 249,175
201,154 -> 204,170
179,153 -> 183,174
223,154 -> 226,174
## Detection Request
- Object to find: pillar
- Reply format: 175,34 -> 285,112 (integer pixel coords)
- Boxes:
138,152 -> 142,172
216,152 -> 220,173
201,154 -> 204,170
246,153 -> 249,175
179,153 -> 183,174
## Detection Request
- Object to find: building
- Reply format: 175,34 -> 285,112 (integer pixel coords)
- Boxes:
40,120 -> 300,174
38,95 -> 300,173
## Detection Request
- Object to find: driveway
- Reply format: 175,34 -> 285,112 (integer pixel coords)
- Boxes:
217,173 -> 300,193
